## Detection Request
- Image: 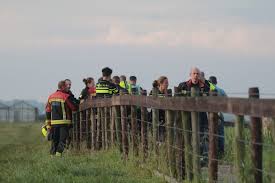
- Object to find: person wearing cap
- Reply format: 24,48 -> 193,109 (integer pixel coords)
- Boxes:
96,67 -> 118,98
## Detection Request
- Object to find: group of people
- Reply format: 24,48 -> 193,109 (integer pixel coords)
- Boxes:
44,66 -> 226,159
79,67 -> 146,102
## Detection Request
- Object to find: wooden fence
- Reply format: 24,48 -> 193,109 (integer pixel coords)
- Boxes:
71,87 -> 275,183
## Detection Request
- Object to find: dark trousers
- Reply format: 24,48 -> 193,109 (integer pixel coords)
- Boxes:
158,110 -> 166,142
50,125 -> 69,155
199,112 -> 209,158
218,114 -> 225,155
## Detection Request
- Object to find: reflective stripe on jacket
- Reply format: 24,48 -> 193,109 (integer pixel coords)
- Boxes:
45,90 -> 77,126
96,80 -> 118,97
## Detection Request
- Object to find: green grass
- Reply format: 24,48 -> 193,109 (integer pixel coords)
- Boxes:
145,126 -> 275,183
0,123 -> 165,183
2,122 -> 274,183
221,126 -> 275,183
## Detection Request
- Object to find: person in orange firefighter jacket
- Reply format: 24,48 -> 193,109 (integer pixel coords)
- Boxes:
45,80 -> 78,156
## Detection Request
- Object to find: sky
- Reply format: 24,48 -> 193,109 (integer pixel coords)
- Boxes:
0,0 -> 275,102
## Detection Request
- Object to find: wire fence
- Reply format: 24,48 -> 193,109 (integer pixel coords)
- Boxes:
71,87 -> 275,183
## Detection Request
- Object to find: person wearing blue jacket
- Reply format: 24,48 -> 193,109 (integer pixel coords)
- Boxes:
209,76 -> 227,156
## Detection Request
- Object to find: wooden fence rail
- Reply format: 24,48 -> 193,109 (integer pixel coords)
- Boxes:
72,87 -> 275,183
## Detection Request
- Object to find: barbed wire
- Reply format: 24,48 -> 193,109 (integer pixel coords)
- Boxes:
72,130 -> 275,180
76,114 -> 275,149
72,105 -> 275,183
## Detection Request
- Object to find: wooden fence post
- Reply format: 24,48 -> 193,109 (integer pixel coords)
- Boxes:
72,112 -> 76,149
96,107 -> 102,150
167,110 -> 177,178
208,91 -> 219,183
271,118 -> 275,183
115,106 -> 123,153
152,88 -> 159,157
249,87 -> 263,183
76,111 -> 80,150
141,106 -> 148,161
91,108 -> 96,150
86,109 -> 91,149
83,110 -> 87,150
121,105 -> 129,159
104,107 -> 110,149
101,107 -> 106,150
272,118 -> 275,143
191,87 -> 200,183
175,110 -> 184,181
122,105 -> 129,159
174,87 -> 184,181
111,107 -> 115,145
182,111 -> 193,181
131,105 -> 139,156
79,111 -> 84,150
235,115 -> 245,182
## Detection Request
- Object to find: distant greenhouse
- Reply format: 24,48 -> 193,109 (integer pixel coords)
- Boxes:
0,101 -> 39,122
0,102 -> 9,121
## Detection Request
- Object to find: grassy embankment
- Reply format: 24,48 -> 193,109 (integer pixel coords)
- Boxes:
0,122 -> 165,183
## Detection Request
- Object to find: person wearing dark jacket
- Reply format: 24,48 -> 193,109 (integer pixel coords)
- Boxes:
178,67 -> 210,165
96,67 -> 118,98
65,79 -> 80,106
79,77 -> 96,101
112,76 -> 129,94
64,79 -> 79,148
178,68 -> 209,97
150,76 -> 172,142
209,76 -> 226,155
45,80 -> 78,157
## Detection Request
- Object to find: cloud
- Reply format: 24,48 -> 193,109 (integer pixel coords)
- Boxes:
0,8 -> 274,57
94,22 -> 275,56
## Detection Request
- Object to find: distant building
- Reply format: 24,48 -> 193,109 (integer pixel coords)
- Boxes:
9,101 -> 38,122
0,102 -> 9,121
